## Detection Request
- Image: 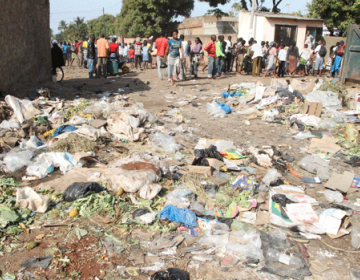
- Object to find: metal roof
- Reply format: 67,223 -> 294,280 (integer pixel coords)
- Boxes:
254,12 -> 323,22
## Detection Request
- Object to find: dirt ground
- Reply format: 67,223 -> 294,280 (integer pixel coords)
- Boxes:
1,64 -> 360,280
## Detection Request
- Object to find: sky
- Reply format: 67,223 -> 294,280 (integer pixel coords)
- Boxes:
50,0 -> 308,34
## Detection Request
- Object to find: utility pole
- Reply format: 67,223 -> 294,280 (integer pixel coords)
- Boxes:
103,7 -> 105,37
249,0 -> 256,40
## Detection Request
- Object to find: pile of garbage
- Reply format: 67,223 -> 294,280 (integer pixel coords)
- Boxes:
1,80 -> 360,279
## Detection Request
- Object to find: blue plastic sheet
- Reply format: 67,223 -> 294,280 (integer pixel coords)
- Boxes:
158,205 -> 197,228
53,125 -> 77,137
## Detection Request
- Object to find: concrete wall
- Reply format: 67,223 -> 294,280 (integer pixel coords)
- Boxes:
0,0 -> 51,92
323,36 -> 347,62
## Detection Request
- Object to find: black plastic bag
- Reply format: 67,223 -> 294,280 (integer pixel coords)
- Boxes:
272,194 -> 295,219
21,256 -> 53,268
290,118 -> 305,131
345,156 -> 360,167
133,208 -> 150,219
204,184 -> 219,196
194,145 -> 223,161
62,182 -> 104,202
150,268 -> 190,280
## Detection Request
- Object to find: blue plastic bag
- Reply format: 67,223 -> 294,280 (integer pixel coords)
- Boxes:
219,103 -> 232,114
222,92 -> 230,98
158,205 -> 197,228
53,125 -> 77,137
234,92 -> 242,97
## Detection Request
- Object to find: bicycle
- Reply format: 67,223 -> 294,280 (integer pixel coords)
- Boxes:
52,67 -> 64,83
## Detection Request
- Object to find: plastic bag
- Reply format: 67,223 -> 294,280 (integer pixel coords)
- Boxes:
133,208 -> 151,218
158,205 -> 197,228
5,95 -> 39,124
150,268 -> 190,280
151,132 -> 181,154
351,226 -> 360,249
229,229 -> 262,248
226,243 -> 264,262
0,120 -> 20,130
298,154 -> 331,180
24,136 -> 43,149
138,183 -> 162,200
26,160 -> 54,179
262,109 -> 279,122
137,212 -> 157,224
16,187 -> 49,213
53,125 -> 77,137
29,152 -> 80,175
69,116 -> 89,125
219,103 -> 232,114
319,118 -> 337,129
166,187 -> 193,208
207,102 -> 226,118
262,169 -> 282,186
324,190 -> 343,203
63,182 -> 104,202
4,150 -> 34,172
214,140 -> 234,153
293,131 -> 315,140
305,91 -> 342,109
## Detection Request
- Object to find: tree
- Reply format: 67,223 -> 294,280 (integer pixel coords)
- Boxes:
200,0 -> 267,11
205,8 -> 229,18
307,0 -> 360,36
54,32 -> 64,43
88,14 -> 116,38
63,17 -> 88,42
116,0 -> 194,38
271,0 -> 283,13
58,20 -> 68,32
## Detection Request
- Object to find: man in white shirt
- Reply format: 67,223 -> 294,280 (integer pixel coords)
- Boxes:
250,40 -> 263,77
119,44 -> 124,62
313,40 -> 327,77
278,44 -> 287,77
179,34 -> 187,80
224,36 -> 232,72
123,43 -> 129,62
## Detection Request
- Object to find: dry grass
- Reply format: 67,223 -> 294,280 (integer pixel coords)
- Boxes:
180,173 -> 215,210
49,134 -> 96,154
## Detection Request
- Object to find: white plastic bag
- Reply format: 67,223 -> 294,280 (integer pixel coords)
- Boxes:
138,183 -> 162,200
5,95 -> 39,124
151,132 -> 181,154
26,160 -> 54,179
16,187 -> 49,213
207,102 -> 226,118
0,120 -> 20,130
137,212 -> 157,224
4,150 -> 34,172
293,131 -> 316,140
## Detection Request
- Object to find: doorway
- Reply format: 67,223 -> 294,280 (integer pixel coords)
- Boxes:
275,25 -> 297,46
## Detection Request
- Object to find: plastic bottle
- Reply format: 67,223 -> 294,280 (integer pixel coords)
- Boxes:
351,226 -> 360,249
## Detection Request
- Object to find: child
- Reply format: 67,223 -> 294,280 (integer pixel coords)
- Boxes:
277,44 -> 287,77
128,45 -> 135,68
142,40 -> 149,70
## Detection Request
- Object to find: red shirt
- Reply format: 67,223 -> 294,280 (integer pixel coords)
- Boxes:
75,41 -> 82,54
155,37 -> 168,57
109,42 -> 119,54
128,49 -> 135,59
204,40 -> 217,58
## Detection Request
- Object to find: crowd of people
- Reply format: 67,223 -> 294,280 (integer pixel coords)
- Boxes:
50,29 -> 346,83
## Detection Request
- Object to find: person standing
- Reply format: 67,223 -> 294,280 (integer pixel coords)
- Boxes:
123,43 -> 129,62
331,40 -> 345,78
67,42 -> 72,66
96,34 -> 109,78
62,41 -> 68,66
189,37 -> 202,79
224,36 -> 232,72
155,32 -> 169,80
75,40 -> 83,67
128,45 -> 135,68
147,39 -> 153,69
264,41 -> 278,78
134,39 -> 143,70
250,40 -> 263,77
82,37 -> 88,68
164,30 -> 184,86
236,39 -> 245,76
216,35 -> 226,77
277,44 -> 287,77
179,34 -> 188,80
142,40 -> 150,70
287,42 -> 300,76
87,35 -> 96,79
51,40 -> 65,81
313,40 -> 327,77
204,35 -> 217,79
305,30 -> 314,49
70,41 -> 77,66
119,43 -> 124,62
299,44 -> 311,75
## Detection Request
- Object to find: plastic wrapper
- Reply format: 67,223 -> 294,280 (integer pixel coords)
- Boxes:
4,150 -> 34,172
151,132 -> 181,154
16,187 -> 49,213
206,102 -> 226,118
298,154 -> 331,180
0,120 -> 20,130
62,182 -> 104,202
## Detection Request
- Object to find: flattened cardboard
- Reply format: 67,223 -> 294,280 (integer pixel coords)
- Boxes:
189,166 -> 211,176
90,118 -> 107,128
207,158 -> 224,171
290,79 -> 316,95
308,135 -> 341,154
303,101 -> 323,117
325,171 -> 355,193
256,211 -> 270,225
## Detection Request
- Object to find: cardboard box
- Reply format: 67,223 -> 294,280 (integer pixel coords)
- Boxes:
188,166 -> 211,176
290,79 -> 316,95
303,101 -> 323,117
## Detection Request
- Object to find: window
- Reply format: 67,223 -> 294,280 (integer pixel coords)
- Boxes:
275,25 -> 297,46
